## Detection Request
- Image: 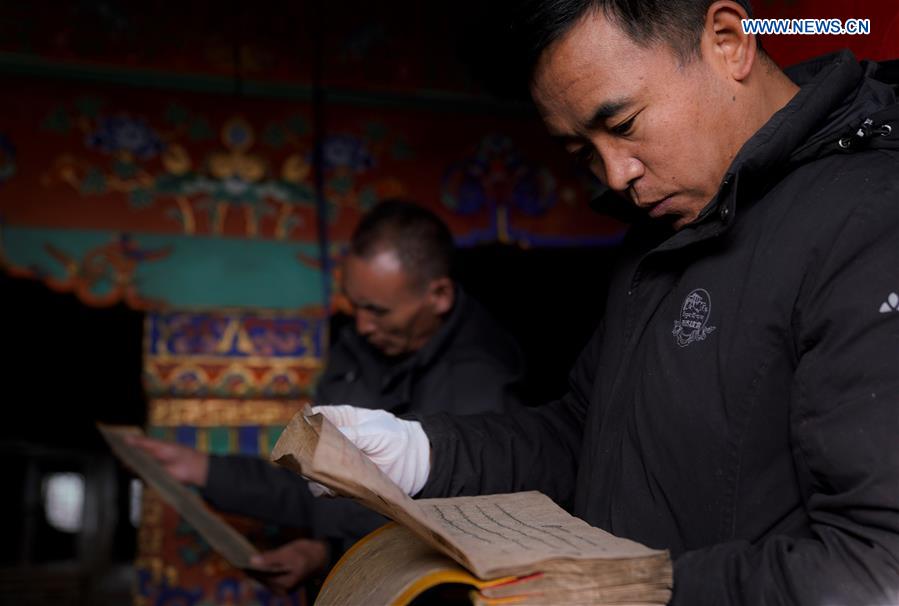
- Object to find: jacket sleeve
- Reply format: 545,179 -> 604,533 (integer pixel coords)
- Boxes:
416,322 -> 601,506
202,454 -> 314,527
441,355 -> 526,415
672,173 -> 899,605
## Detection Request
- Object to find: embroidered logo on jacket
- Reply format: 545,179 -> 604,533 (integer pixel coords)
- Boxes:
879,292 -> 899,313
673,288 -> 717,347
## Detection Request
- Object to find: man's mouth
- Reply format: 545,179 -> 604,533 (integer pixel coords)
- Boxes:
371,336 -> 398,351
642,195 -> 676,219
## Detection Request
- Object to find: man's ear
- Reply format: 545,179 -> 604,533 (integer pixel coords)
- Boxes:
427,277 -> 455,316
702,0 -> 757,82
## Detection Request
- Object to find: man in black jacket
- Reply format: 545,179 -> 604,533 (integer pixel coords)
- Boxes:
130,200 -> 525,591
314,2 -> 899,604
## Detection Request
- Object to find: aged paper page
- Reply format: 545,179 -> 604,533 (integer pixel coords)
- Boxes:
269,406 -> 414,519
269,408 -> 471,565
97,424 -> 261,570
270,409 -> 668,579
418,492 -> 664,579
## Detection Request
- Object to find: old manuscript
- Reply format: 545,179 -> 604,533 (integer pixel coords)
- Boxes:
97,424 -> 261,571
270,407 -> 672,605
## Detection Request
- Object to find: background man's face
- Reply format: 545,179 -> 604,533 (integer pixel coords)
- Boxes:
341,249 -> 443,357
531,10 -> 742,229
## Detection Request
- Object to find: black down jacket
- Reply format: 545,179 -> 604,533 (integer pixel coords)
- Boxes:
418,51 -> 899,606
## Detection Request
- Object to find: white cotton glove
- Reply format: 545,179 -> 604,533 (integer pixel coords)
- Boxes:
312,404 -> 431,497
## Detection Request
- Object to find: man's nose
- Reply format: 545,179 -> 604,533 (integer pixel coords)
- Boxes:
355,311 -> 376,337
596,145 -> 643,193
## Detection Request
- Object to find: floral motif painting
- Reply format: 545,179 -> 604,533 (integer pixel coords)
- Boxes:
1,77 -> 629,311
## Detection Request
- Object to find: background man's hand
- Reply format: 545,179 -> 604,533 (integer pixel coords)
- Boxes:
248,538 -> 330,594
124,435 -> 210,486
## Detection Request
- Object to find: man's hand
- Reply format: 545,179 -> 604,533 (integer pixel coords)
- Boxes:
313,405 -> 430,496
124,435 -> 210,487
248,538 -> 330,594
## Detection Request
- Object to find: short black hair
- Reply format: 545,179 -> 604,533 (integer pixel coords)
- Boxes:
350,200 -> 455,289
510,0 -> 756,83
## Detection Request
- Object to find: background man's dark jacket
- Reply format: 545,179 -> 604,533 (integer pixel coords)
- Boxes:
202,287 -> 524,552
418,51 -> 899,605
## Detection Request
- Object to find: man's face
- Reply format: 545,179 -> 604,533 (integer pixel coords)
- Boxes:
341,249 -> 445,357
531,10 -> 742,229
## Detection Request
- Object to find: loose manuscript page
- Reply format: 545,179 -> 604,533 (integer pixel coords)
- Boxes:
97,424 -> 261,570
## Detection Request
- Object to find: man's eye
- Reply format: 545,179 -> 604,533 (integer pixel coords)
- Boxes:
574,146 -> 596,165
611,116 -> 636,136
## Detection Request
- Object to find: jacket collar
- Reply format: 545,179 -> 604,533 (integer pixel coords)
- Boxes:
647,50 -> 890,253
